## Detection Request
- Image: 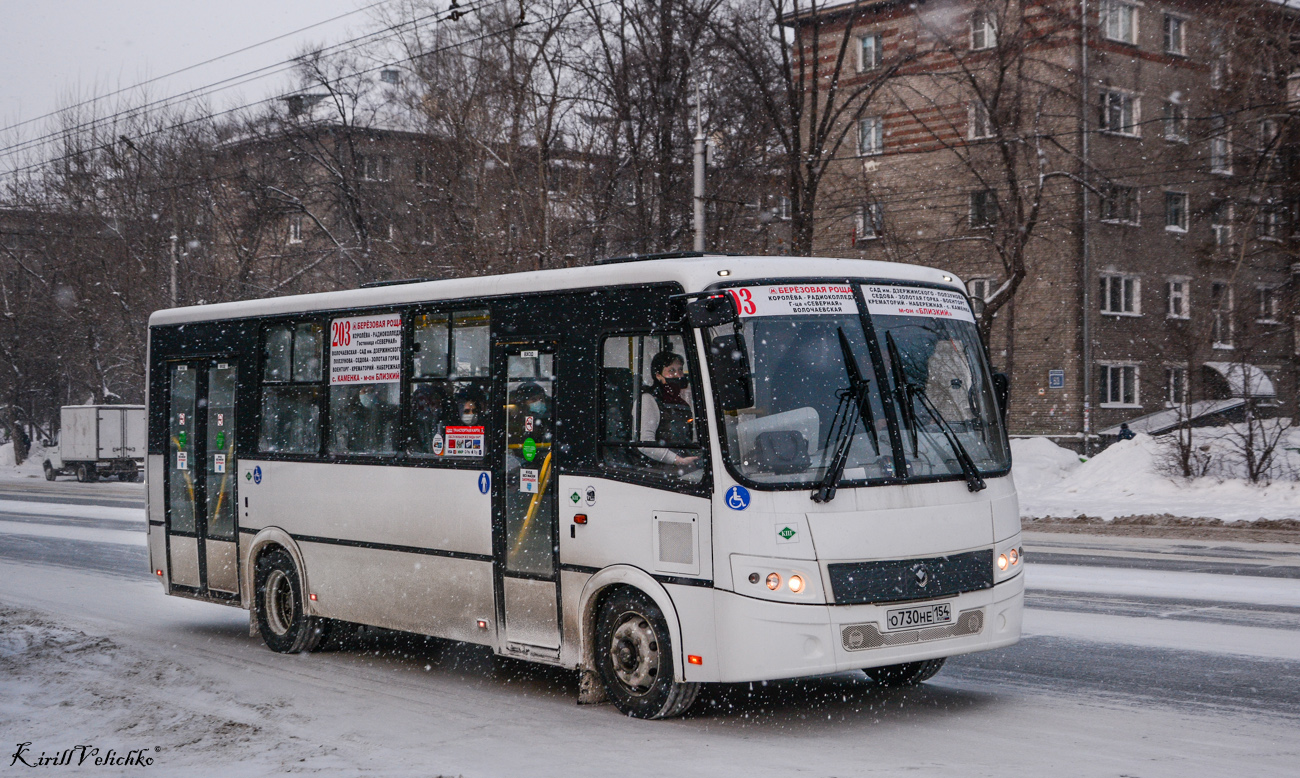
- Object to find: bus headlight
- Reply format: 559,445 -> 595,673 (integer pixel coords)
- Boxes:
994,535 -> 1024,583
787,574 -> 805,593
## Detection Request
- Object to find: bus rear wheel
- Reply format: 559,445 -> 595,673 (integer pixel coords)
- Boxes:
254,549 -> 325,654
865,658 -> 946,687
594,588 -> 699,719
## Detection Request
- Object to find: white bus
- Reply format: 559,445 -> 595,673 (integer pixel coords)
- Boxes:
146,254 -> 1023,719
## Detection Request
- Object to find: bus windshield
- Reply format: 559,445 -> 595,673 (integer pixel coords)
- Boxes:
712,282 -> 1009,488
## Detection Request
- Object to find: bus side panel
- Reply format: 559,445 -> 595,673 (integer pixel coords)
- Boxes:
241,460 -> 494,640
557,476 -> 712,581
147,453 -> 166,581
300,543 -> 495,645
243,461 -> 492,557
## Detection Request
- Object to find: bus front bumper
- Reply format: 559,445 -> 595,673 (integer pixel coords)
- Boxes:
707,572 -> 1024,684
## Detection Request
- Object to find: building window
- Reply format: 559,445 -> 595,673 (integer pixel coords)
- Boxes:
1162,102 -> 1188,142
1165,366 -> 1186,406
971,10 -> 997,50
1166,279 -> 1189,319
1211,282 -> 1234,348
1162,14 -> 1185,55
1100,90 -> 1138,136
1256,204 -> 1285,241
778,196 -> 792,220
854,202 -> 884,243
1210,115 -> 1231,175
288,214 -> 303,244
1101,1 -> 1138,45
969,190 -> 998,228
969,101 -> 993,139
1100,274 -> 1140,315
1210,31 -> 1227,90
968,278 -> 992,302
859,33 -> 883,71
858,116 -> 883,156
1256,286 -> 1280,323
357,154 -> 391,181
1164,192 -> 1188,232
1100,184 -> 1139,224
1100,364 -> 1139,407
1211,202 -> 1233,247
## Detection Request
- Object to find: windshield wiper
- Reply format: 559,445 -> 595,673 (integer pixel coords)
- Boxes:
812,329 -> 879,503
884,332 -> 987,493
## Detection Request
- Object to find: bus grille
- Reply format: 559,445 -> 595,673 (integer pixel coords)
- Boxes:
826,549 -> 993,605
840,608 -> 984,651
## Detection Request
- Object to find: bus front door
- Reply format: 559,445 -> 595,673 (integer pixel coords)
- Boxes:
495,344 -> 561,654
164,359 -> 240,599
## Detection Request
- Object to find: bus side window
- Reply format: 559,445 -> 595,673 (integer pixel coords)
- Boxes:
259,322 -> 324,454
599,333 -> 704,484
408,310 -> 489,459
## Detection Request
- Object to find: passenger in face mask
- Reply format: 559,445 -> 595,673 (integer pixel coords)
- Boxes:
640,351 -> 699,468
454,385 -> 485,426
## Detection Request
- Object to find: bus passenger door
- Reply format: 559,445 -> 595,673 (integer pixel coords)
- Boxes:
494,343 -> 561,654
164,359 -> 240,599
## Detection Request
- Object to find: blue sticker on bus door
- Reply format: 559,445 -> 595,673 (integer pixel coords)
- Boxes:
725,485 -> 750,511
478,472 -> 491,495
253,466 -> 262,485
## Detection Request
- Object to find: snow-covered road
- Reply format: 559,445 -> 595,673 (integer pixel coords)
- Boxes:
1,484 -> 1297,776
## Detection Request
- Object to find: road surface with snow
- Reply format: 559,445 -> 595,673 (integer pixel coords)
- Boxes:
1,480 -> 1298,776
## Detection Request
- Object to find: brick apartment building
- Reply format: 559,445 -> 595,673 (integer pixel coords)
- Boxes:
803,0 -> 1299,447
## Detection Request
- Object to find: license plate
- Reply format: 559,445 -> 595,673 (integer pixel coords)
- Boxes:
885,602 -> 952,632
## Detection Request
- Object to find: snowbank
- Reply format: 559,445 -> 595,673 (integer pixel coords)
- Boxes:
1012,434 -> 1300,522
0,441 -> 48,480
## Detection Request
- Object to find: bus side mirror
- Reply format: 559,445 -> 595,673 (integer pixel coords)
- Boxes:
709,334 -> 754,411
992,372 -> 1010,419
686,294 -> 738,328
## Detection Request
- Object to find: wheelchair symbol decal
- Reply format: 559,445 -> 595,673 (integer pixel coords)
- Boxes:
725,485 -> 750,511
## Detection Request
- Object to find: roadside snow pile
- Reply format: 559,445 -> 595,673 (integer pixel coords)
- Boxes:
1012,434 -> 1300,522
0,442 -> 50,481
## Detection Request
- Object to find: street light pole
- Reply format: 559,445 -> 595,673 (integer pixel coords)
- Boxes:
693,84 -> 706,253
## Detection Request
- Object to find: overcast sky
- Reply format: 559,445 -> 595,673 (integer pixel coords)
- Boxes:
0,0 -> 368,140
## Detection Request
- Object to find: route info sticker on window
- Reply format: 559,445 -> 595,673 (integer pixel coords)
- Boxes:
863,285 -> 976,323
444,426 -> 485,457
329,313 -> 402,384
726,285 -> 858,317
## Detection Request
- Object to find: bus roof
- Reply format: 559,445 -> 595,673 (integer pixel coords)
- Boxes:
148,255 -> 965,326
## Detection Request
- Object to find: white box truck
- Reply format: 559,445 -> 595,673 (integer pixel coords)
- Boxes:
44,405 -> 146,482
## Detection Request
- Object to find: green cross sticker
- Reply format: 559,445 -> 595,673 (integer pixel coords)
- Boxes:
215,431 -> 225,449
177,430 -> 187,449
778,526 -> 796,541
522,437 -> 537,461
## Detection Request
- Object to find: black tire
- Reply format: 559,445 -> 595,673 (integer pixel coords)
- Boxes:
254,548 -> 325,654
75,464 -> 90,483
43,462 -> 56,481
594,588 -> 699,719
865,658 -> 946,687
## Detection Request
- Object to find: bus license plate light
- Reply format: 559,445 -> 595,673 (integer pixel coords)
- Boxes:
884,602 -> 952,632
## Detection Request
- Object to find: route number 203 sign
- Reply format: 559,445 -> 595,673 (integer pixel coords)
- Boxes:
726,285 -> 858,317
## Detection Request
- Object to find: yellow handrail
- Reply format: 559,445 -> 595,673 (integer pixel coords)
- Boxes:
510,450 -> 552,559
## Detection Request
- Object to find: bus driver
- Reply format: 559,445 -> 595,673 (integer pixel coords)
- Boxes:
640,351 -> 699,469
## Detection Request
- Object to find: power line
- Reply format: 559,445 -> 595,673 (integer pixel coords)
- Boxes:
0,0 -> 391,138
0,1 -> 497,166
0,0 -> 604,184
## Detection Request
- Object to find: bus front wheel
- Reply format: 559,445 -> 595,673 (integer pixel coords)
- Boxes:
865,658 -> 946,687
594,588 -> 699,719
254,549 -> 325,654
